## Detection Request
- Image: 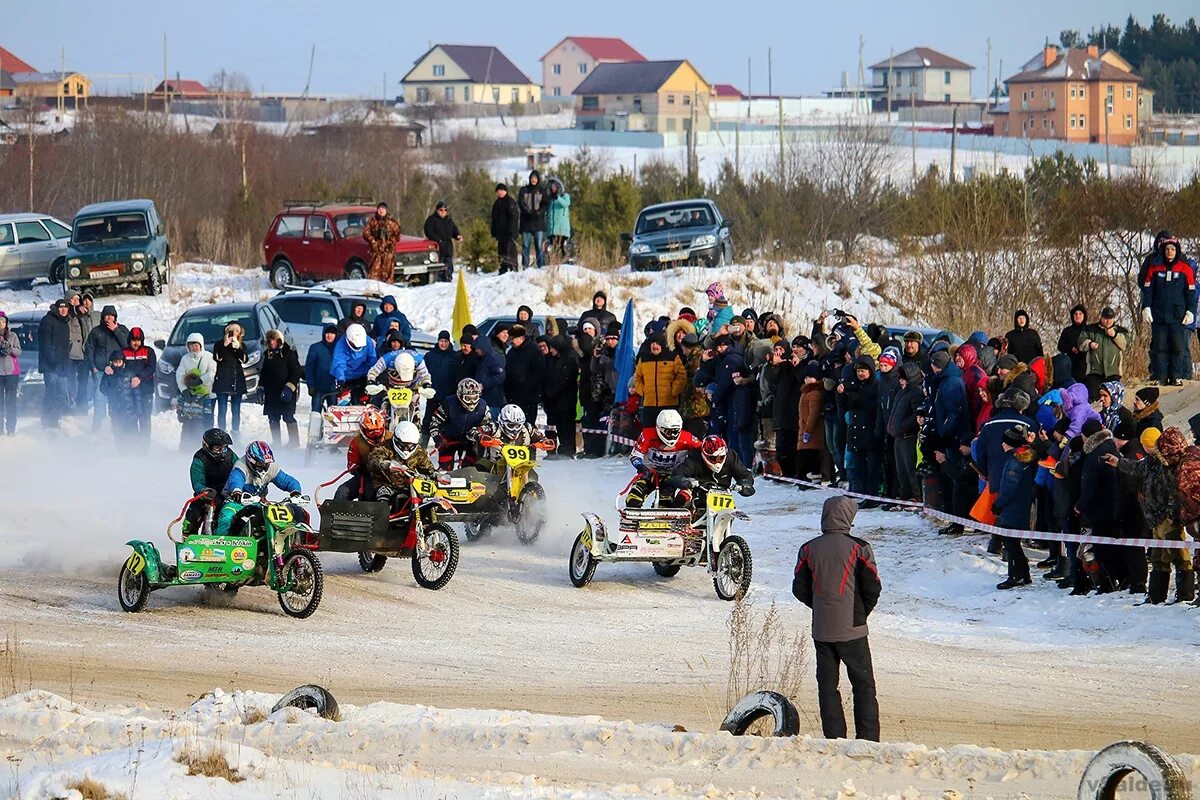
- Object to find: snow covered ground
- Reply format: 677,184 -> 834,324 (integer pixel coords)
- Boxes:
2,262 -> 1199,798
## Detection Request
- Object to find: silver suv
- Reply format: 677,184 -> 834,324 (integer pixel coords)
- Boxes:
0,213 -> 72,285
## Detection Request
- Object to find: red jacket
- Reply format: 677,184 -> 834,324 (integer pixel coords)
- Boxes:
631,428 -> 702,473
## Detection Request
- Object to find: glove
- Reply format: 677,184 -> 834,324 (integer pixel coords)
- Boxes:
289,491 -> 303,501
1142,307 -> 1153,324
184,373 -> 202,387
198,488 -> 216,500
229,490 -> 245,504
281,386 -> 295,403
738,483 -> 756,497
680,477 -> 698,489
1185,311 -> 1195,326
802,432 -> 812,444
365,383 -> 384,396
419,386 -> 437,399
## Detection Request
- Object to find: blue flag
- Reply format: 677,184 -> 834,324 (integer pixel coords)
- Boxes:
614,299 -> 636,404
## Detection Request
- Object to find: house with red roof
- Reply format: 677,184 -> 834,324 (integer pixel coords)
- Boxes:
868,46 -> 974,106
0,45 -> 90,104
152,79 -> 211,98
540,36 -> 646,98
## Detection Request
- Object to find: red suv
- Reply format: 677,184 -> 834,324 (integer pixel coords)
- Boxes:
261,201 -> 444,289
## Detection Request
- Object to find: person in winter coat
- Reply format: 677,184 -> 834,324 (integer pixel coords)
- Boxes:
473,327 -> 508,416
1078,306 -> 1129,401
362,202 -> 401,283
797,360 -> 832,482
1076,419 -> 1124,592
337,300 -> 370,335
900,331 -> 928,370
676,333 -> 711,438
176,332 -> 217,449
1058,305 -> 1089,383
121,327 -> 156,443
183,428 -> 235,536
420,330 -> 457,433
579,291 -> 617,337
490,183 -> 521,274
701,282 -> 734,343
1140,233 -> 1197,385
991,424 -> 1039,589
211,321 -> 248,435
873,349 -> 902,499
517,170 -> 548,269
954,343 -> 987,420
633,334 -> 687,426
423,201 -> 462,281
259,329 -> 303,448
842,355 -> 881,497
1052,381 -> 1101,441
1098,380 -> 1126,432
304,324 -> 339,411
372,295 -> 413,344
38,299 -> 73,428
65,291 -> 91,412
930,351 -> 976,532
503,324 -> 544,424
792,496 -> 882,742
83,305 -> 129,432
710,335 -> 754,465
765,341 -> 803,477
976,387 -> 1035,490
1133,387 -> 1164,437
330,323 -> 377,394
545,177 -> 571,263
0,311 -> 21,435
99,350 -> 136,444
542,335 -> 579,457
888,362 -> 924,501
1005,310 -> 1044,365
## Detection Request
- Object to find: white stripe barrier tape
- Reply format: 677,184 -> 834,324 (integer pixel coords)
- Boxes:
763,474 -> 1197,551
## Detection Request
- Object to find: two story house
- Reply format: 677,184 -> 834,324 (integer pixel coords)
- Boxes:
402,44 -> 540,107
868,46 -> 974,107
540,36 -> 646,98
573,60 -> 711,133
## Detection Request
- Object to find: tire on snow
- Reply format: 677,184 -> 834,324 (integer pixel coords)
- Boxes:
719,690 -> 800,737
271,684 -> 340,721
1076,740 -> 1191,800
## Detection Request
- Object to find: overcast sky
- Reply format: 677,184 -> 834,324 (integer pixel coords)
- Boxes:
6,1 -> 1191,98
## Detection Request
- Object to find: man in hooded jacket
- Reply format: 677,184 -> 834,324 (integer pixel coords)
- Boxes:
793,496 -> 882,741
1057,305 -> 1089,383
38,299 -> 74,428
490,183 -> 520,274
83,305 -> 129,431
1005,310 -> 1044,365
1139,233 -> 1196,386
579,291 -> 617,335
517,170 -> 548,269
372,295 -> 412,343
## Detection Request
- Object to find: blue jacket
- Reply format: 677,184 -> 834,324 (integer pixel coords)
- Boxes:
372,296 -> 413,342
992,446 -> 1037,530
330,336 -> 377,383
424,345 -> 458,401
222,460 -> 301,497
933,362 -> 971,446
711,348 -> 746,418
975,408 -> 1034,489
474,336 -> 507,408
1140,255 -> 1197,324
304,339 -> 337,398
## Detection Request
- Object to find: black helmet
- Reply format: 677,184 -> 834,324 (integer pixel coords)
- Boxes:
202,428 -> 233,458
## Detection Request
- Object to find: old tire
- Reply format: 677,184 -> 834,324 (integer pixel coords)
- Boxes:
270,259 -> 295,289
412,522 -> 459,590
514,482 -> 546,545
145,263 -> 163,296
720,690 -> 800,737
713,534 -> 752,601
277,549 -> 323,618
344,260 -> 367,280
358,551 -> 388,572
271,684 -> 340,721
117,562 -> 150,613
653,562 -> 682,578
569,531 -> 597,588
1077,740 -> 1191,800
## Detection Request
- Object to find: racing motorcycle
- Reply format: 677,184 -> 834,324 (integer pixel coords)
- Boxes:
467,436 -> 555,544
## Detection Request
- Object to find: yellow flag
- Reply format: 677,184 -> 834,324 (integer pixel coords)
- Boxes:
451,269 -> 472,342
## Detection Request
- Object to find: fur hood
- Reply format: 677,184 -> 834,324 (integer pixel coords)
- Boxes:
1002,361 -> 1028,388
1083,427 -> 1115,455
1134,400 -> 1161,421
666,317 -> 697,351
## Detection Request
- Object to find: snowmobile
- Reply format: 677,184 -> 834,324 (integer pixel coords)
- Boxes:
462,436 -> 555,544
118,492 -> 324,618
314,469 -> 461,590
569,478 -> 753,600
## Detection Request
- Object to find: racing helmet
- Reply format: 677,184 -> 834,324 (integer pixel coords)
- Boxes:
498,404 -> 527,438
346,323 -> 367,350
244,441 -> 275,475
457,378 -> 482,411
393,420 -> 421,460
701,435 -> 728,473
396,353 -> 416,383
359,408 -> 387,443
202,427 -> 233,458
655,409 -> 683,448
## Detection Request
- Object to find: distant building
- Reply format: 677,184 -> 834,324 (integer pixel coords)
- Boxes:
711,84 -> 745,100
0,46 -> 89,103
992,45 -> 1143,145
402,44 -> 541,107
573,60 -> 711,133
152,79 -> 211,98
868,47 -> 973,107
539,36 -> 646,98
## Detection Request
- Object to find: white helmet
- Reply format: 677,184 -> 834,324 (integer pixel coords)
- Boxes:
393,420 -> 421,459
655,409 -> 683,448
396,352 -> 416,383
346,323 -> 367,350
498,404 -> 526,438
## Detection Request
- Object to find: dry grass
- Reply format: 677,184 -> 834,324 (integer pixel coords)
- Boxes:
242,708 -> 269,726
177,748 -> 244,783
726,600 -> 809,713
66,777 -> 127,800
2,634 -> 31,697
571,237 -> 625,271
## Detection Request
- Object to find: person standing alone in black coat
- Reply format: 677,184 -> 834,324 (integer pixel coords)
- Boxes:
423,201 -> 462,282
517,170 -> 549,269
503,324 -> 544,425
1005,310 -> 1044,365
490,184 -> 520,274
259,330 -> 302,448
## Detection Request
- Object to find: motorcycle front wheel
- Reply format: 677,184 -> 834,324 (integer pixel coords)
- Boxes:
514,483 -> 547,545
412,522 -> 459,590
278,550 -> 324,618
713,535 -> 752,601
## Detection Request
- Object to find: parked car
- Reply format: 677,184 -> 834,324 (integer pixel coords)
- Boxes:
261,201 -> 444,289
621,199 -> 733,271
3,308 -> 45,407
268,287 -> 437,363
63,199 -> 171,295
475,315 -> 579,339
154,302 -> 290,411
0,213 -> 72,286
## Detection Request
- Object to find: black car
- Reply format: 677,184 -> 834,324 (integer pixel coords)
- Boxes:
154,302 -> 290,410
475,315 -> 578,339
621,199 -> 733,271
4,309 -> 45,407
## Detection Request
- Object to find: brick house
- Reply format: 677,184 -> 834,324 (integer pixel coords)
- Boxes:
539,36 -> 646,98
573,60 -> 711,133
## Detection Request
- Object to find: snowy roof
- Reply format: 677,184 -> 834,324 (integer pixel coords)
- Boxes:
869,47 -> 973,71
540,37 -> 646,63
1006,47 -> 1141,85
405,45 -> 534,85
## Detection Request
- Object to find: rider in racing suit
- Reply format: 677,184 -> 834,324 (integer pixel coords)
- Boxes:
334,407 -> 387,501
478,404 -> 551,473
626,409 -> 702,508
429,378 -> 493,470
367,420 -> 439,512
668,435 -> 755,522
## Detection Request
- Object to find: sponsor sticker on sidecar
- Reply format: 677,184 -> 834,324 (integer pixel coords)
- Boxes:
179,548 -> 195,562
231,547 -> 248,562
242,559 -> 256,570
616,534 -> 685,558
179,569 -> 203,582
197,548 -> 226,563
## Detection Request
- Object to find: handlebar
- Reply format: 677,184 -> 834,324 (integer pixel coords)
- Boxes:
315,469 -> 351,505
478,436 -> 501,448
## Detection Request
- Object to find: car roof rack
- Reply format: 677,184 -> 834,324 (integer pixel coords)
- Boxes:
275,285 -> 344,297
282,197 -> 377,210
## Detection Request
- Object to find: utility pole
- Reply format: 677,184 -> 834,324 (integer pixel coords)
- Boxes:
1104,93 -> 1112,180
950,105 -> 959,183
778,96 -> 785,183
59,47 -> 65,116
162,33 -> 169,116
910,90 -> 917,183
382,72 -> 387,106
26,102 -> 35,209
746,57 -> 752,118
767,47 -> 773,97
985,37 -> 992,110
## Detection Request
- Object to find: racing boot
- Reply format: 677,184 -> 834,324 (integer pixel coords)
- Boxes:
1146,570 -> 1169,605
1173,568 -> 1195,604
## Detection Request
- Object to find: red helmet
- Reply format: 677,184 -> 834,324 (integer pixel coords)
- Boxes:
700,436 -> 727,472
360,408 -> 387,443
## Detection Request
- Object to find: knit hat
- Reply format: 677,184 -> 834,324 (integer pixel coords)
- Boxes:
1081,419 -> 1103,437
108,350 -> 125,364
903,331 -> 923,344
129,326 -> 144,341
100,305 -> 118,320
703,282 -> 725,302
604,322 -> 622,338
900,362 -> 923,383
1100,306 -> 1117,320
728,316 -> 746,331
495,183 -> 507,192
1003,424 -> 1030,447
435,200 -> 448,210
509,324 -> 528,339
461,324 -> 479,339
791,335 -> 810,348
459,333 -> 476,346
1158,427 -> 1187,462
1136,386 -> 1159,405
996,354 -> 1019,371
1141,427 -> 1163,452
323,324 -> 339,337
680,333 -> 700,347
930,351 -> 950,370
805,360 -> 823,380
878,346 -> 900,368
854,354 -> 875,372
438,330 -> 451,341
714,334 -> 733,349
741,308 -> 757,320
